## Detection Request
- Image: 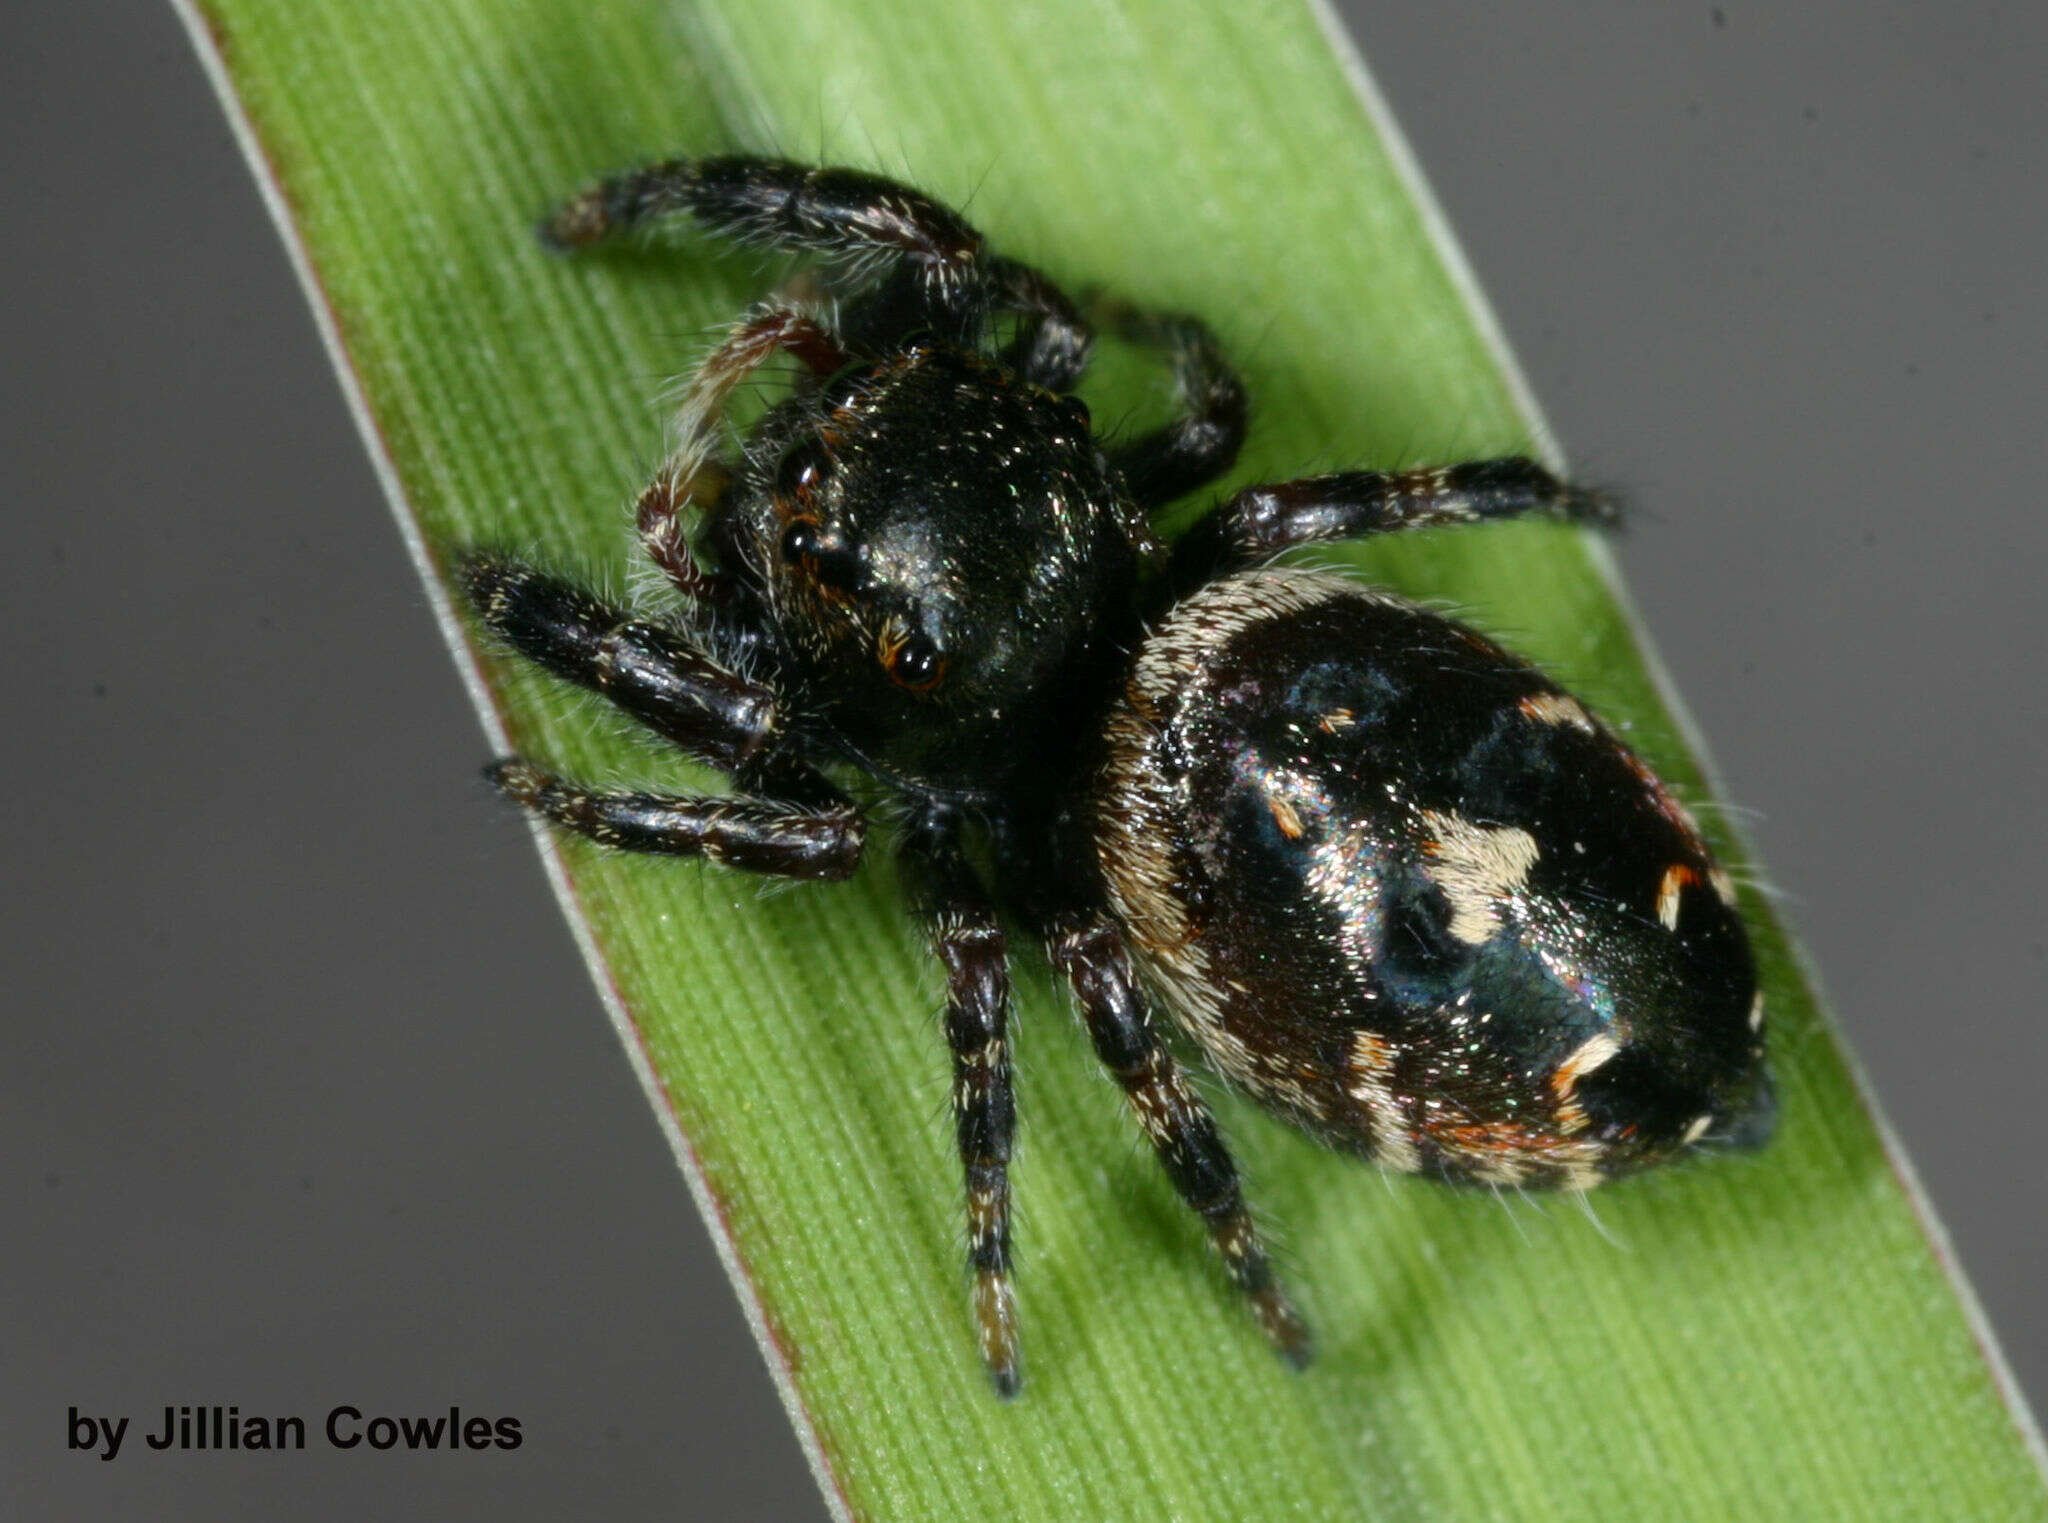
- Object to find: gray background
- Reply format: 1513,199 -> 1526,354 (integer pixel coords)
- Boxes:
6,2 -> 2042,1518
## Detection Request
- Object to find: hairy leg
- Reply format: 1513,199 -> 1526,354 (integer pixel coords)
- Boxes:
1050,917 -> 1310,1367
635,297 -> 848,603
1099,304 -> 1248,512
544,156 -> 983,297
1172,457 -> 1616,584
459,553 -> 779,771
462,556 -> 861,877
900,810 -> 1021,1396
988,256 -> 1093,392
487,759 -> 861,880
546,155 -> 1100,376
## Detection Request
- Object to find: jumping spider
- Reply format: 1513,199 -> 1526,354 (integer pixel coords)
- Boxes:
459,157 -> 1775,1397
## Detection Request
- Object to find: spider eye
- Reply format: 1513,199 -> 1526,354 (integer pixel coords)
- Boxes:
779,519 -> 821,564
776,438 -> 833,501
818,362 -> 874,415
1061,394 -> 1091,431
886,631 -> 947,693
780,519 -> 865,592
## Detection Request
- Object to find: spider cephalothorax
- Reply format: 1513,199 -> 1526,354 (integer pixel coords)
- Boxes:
460,157 -> 1773,1397
716,343 -> 1153,799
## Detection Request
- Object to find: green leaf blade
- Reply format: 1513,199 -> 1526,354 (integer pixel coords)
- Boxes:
182,0 -> 2048,1516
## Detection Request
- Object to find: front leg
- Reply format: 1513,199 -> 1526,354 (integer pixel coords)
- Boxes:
1050,917 -> 1311,1369
899,811 -> 1021,1397
1172,457 -> 1617,584
459,553 -> 781,772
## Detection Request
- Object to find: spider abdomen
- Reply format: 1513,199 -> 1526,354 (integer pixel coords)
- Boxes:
1096,569 -> 1771,1189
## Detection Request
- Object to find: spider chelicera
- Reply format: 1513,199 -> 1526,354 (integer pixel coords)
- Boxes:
458,157 -> 1775,1397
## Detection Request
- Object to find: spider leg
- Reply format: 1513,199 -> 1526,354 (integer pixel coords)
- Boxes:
543,156 -> 984,302
545,153 -> 1100,387
900,810 -> 1021,1397
1051,917 -> 1311,1368
486,759 -> 861,880
987,256 -> 1093,392
640,298 -> 846,602
458,553 -> 781,773
1096,303 -> 1248,514
1171,457 -> 1618,585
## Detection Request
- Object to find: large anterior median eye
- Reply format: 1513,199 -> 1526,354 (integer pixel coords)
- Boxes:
880,623 -> 947,693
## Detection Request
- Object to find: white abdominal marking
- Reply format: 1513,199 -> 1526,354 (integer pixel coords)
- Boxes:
1345,1030 -> 1420,1174
1419,810 -> 1541,945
